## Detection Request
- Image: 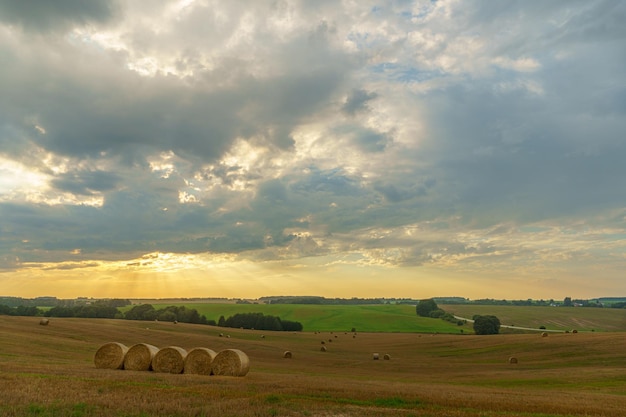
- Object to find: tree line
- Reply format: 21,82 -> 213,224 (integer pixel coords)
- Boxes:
217,312 -> 303,331
0,303 -> 303,331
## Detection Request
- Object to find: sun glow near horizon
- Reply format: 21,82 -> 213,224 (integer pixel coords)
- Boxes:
1,249 -> 615,301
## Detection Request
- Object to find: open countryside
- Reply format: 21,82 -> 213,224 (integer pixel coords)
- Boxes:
120,300 -> 626,333
2,303 -> 626,417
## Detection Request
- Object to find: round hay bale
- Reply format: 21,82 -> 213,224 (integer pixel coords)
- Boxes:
383,354 -> 391,360
211,349 -> 250,377
94,342 -> 128,370
320,345 -> 327,352
184,347 -> 217,375
508,357 -> 518,364
152,346 -> 187,374
372,353 -> 380,360
572,329 -> 578,334
541,332 -> 548,337
39,318 -> 49,326
123,343 -> 159,371
283,351 -> 292,359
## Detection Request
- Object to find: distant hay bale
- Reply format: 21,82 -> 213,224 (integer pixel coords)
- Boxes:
320,346 -> 327,352
321,341 -> 325,344
572,329 -> 578,333
372,353 -> 380,360
219,333 -> 224,337
541,332 -> 548,337
508,357 -> 518,364
123,343 -> 159,371
94,342 -> 128,370
152,346 -> 187,374
211,349 -> 250,377
283,351 -> 292,359
184,347 -> 217,375
39,318 -> 49,326
383,354 -> 391,360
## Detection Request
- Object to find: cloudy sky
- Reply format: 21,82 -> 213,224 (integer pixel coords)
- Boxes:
1,0 -> 625,300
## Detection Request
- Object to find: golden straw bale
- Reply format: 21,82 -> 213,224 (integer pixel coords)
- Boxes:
184,347 -> 217,375
152,346 -> 187,374
283,351 -> 292,359
383,354 -> 391,360
541,332 -> 548,337
123,343 -> 159,371
94,342 -> 128,370
211,349 -> 250,377
508,357 -> 518,364
320,346 -> 327,352
372,353 -> 380,360
39,318 -> 49,326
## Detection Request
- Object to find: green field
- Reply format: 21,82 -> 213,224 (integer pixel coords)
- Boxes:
440,304 -> 626,332
123,302 -> 465,333
121,301 -> 626,333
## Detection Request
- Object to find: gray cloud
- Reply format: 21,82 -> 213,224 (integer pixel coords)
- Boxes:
342,89 -> 378,115
1,1 -> 625,298
0,0 -> 119,33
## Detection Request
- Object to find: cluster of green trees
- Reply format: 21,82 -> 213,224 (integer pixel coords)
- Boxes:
415,299 -> 465,326
0,304 -> 40,316
44,305 -> 121,319
217,312 -> 303,331
472,315 -> 501,335
124,304 -> 210,324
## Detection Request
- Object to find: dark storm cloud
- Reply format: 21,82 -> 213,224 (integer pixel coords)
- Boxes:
51,170 -> 120,195
0,0 -> 118,33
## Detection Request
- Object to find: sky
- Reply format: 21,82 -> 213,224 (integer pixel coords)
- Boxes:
1,0 -> 625,301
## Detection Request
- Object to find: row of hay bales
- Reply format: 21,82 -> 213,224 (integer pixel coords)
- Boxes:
94,342 -> 249,377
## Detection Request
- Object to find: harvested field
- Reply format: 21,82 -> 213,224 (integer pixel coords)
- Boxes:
1,315 -> 626,417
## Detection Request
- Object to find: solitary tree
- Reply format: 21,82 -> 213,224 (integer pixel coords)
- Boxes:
472,315 -> 501,335
416,299 -> 439,317
563,297 -> 573,307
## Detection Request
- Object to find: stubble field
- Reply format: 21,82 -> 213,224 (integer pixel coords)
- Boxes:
1,313 -> 625,417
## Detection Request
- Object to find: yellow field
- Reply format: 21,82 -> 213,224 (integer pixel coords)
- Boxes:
1,315 -> 625,416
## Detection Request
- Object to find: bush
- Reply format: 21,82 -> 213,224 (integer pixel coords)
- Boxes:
416,299 -> 439,317
473,315 -> 501,335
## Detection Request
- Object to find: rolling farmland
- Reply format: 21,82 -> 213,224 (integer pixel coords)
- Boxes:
2,307 -> 626,417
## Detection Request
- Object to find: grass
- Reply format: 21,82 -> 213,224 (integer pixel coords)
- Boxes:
2,314 -> 626,416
